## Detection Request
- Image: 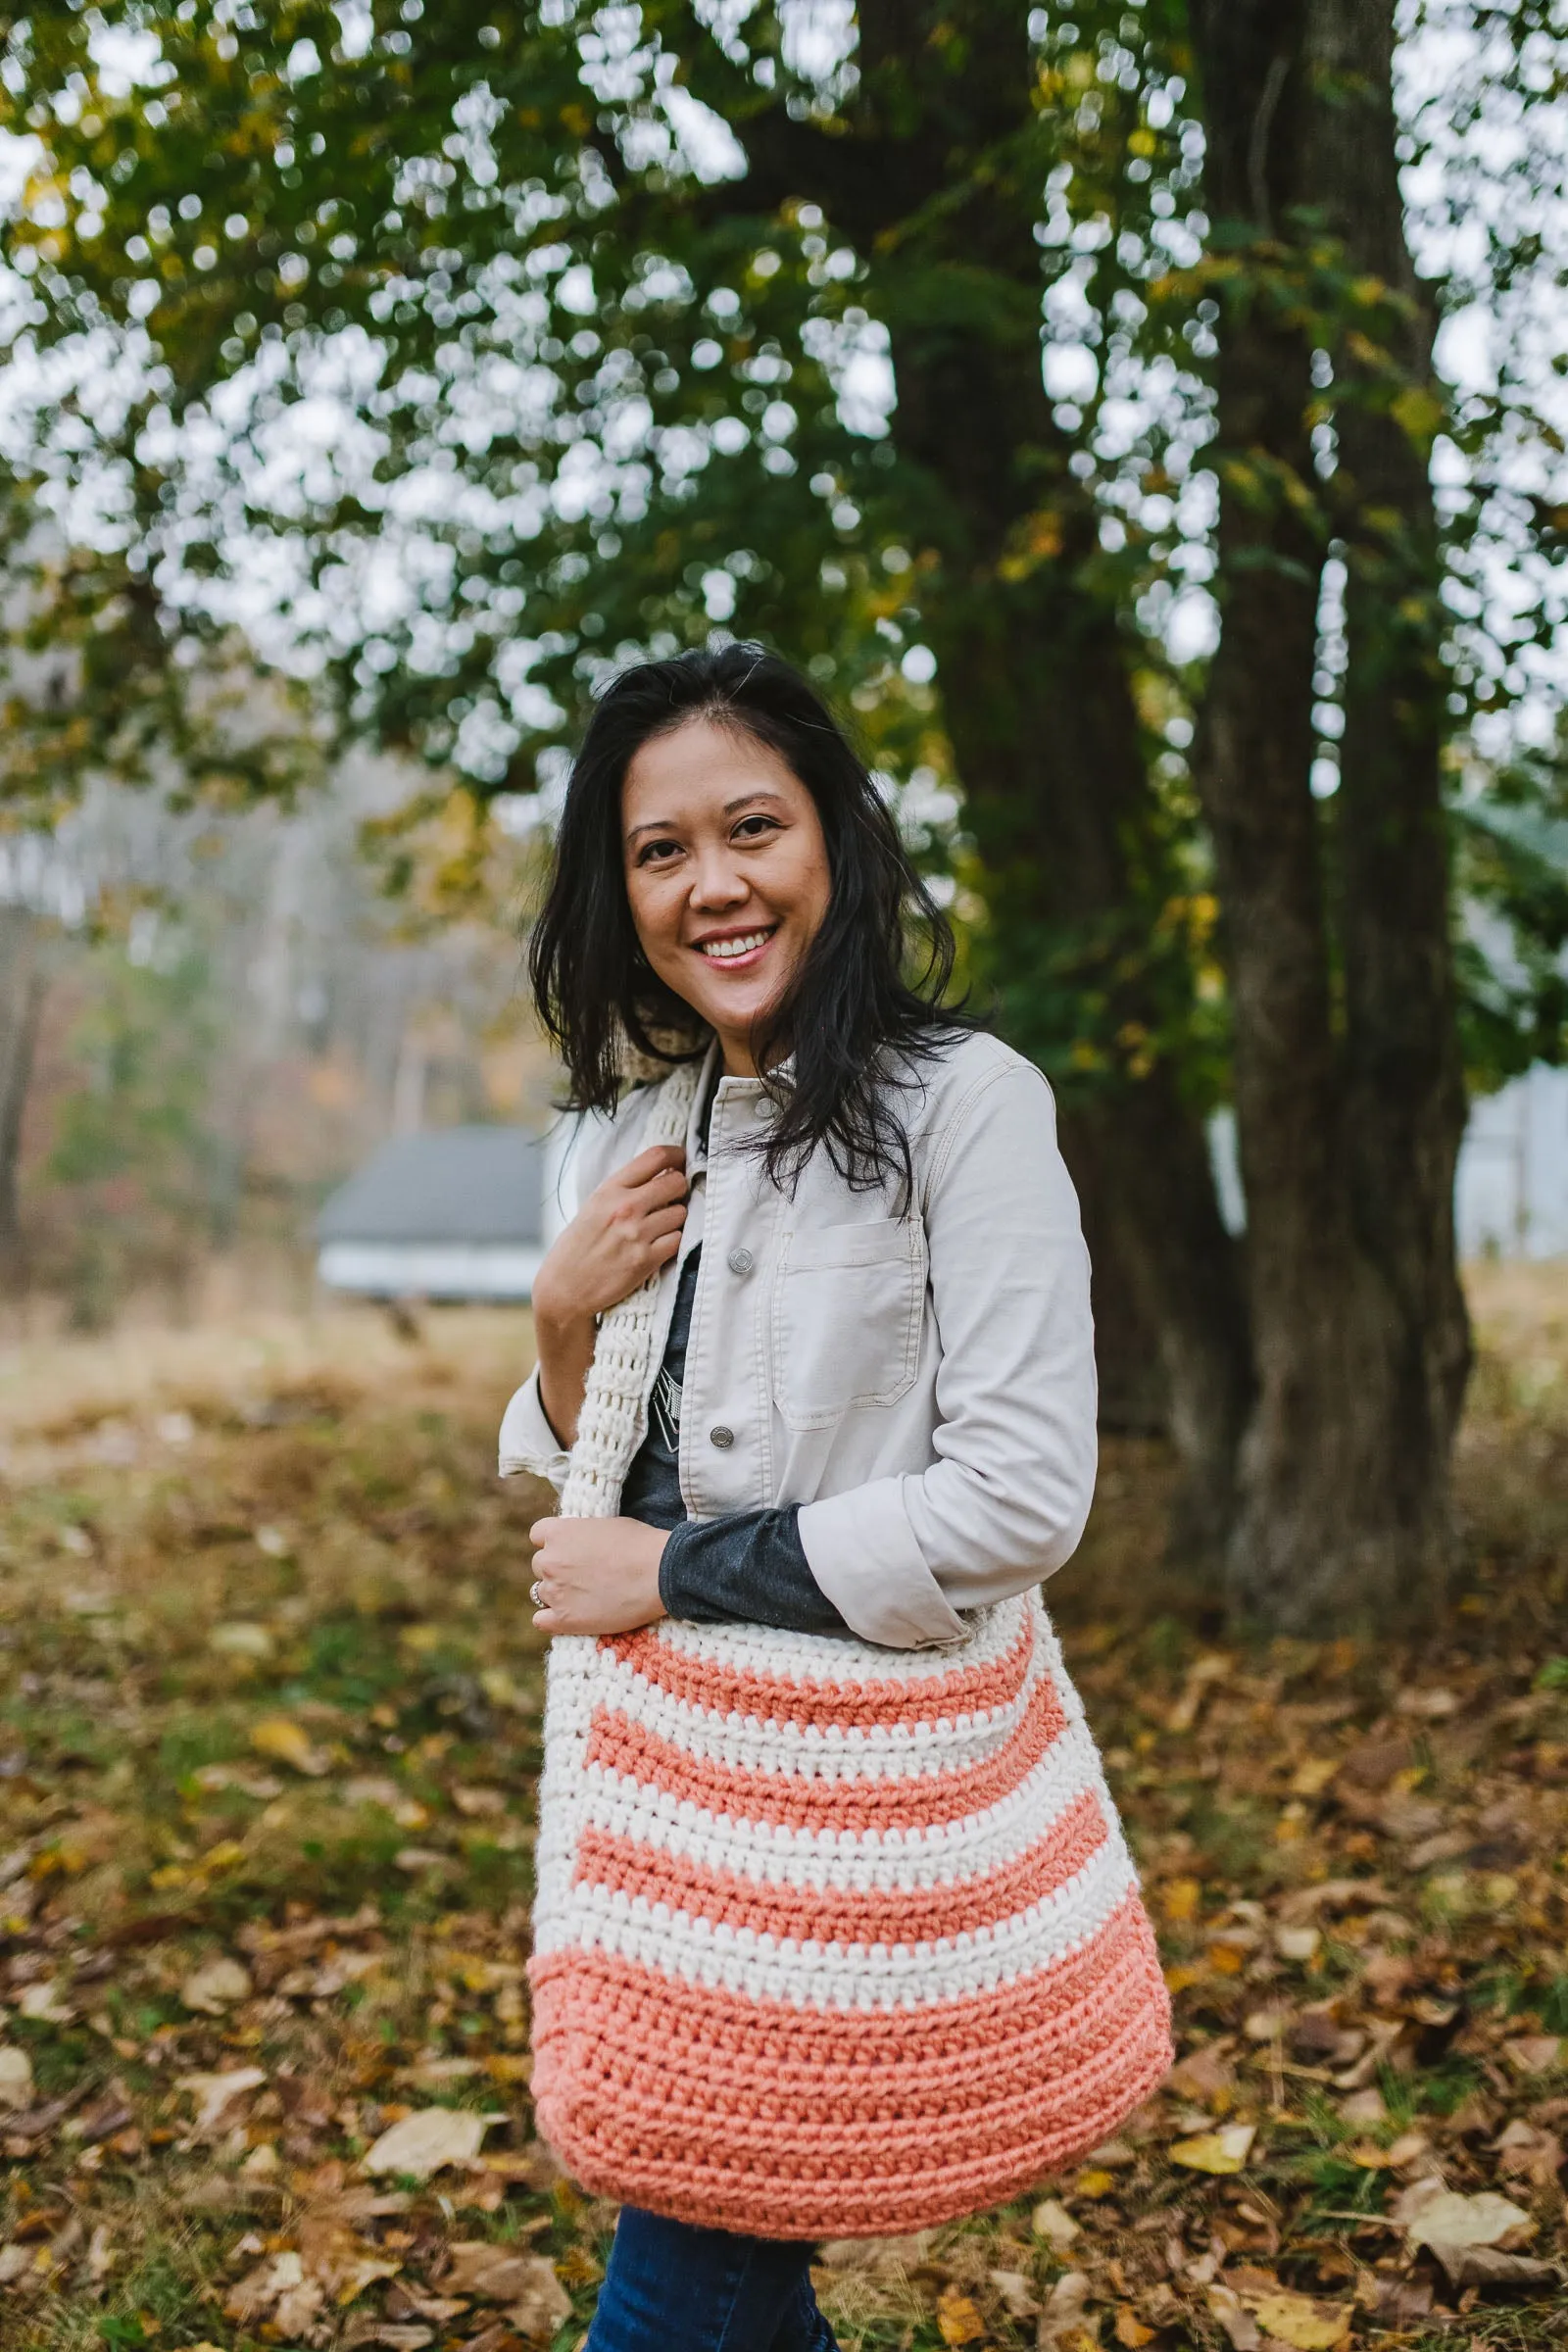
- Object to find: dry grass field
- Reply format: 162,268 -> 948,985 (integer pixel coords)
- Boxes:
1,1268 -> 1566,2349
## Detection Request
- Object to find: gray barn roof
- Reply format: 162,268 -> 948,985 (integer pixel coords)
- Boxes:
316,1126 -> 545,1248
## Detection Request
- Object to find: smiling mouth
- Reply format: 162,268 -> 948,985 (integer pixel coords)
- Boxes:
693,927 -> 777,963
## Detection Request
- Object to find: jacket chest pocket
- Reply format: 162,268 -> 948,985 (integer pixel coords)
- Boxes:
770,1217 -> 927,1432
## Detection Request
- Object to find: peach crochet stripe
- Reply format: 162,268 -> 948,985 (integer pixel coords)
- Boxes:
530,1058 -> 1172,2238
597,1610 -> 1035,1728
530,1891 -> 1170,2238
571,1786 -> 1107,1944
581,1663 -> 1067,1832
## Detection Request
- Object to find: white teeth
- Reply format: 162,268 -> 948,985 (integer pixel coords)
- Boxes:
698,930 -> 771,960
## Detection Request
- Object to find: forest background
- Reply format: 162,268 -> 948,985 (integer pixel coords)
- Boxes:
3,0 -> 1568,1623
4,11 -> 1568,2352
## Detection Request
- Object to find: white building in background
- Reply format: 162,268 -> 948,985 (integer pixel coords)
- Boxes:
315,1121 -> 577,1302
1455,1064 -> 1568,1259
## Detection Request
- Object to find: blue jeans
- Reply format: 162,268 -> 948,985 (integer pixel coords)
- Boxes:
586,2205 -> 840,2352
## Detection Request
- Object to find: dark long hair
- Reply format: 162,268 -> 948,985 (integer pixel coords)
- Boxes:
527,643 -> 964,1201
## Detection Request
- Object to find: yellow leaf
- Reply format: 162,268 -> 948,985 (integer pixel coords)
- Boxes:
1243,2290 -> 1351,2350
1115,2309 -> 1155,2347
1074,2167 -> 1117,2198
249,1716 -> 325,1775
1163,1963 -> 1204,1995
1170,2124 -> 1255,2176
198,1839 -> 246,1874
1290,1757 -> 1340,1797
1205,1941 -> 1246,1976
485,2052 -> 533,2083
936,2284 -> 987,2346
1162,1876 -> 1202,1924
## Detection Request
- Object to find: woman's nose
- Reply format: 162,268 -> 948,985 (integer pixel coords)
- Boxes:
689,851 -> 750,908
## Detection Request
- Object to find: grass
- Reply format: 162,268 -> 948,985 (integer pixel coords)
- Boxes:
1,1272 -> 1566,2348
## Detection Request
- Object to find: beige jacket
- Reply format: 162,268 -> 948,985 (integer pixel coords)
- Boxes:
499,1028 -> 1098,1649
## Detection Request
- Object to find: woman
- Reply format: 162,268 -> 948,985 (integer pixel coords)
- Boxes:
501,645 -> 1170,2352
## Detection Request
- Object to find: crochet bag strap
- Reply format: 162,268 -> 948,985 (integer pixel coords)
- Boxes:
557,1057 -> 703,1523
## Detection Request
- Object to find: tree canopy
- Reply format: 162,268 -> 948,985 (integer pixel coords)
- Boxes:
6,0 -> 1568,1626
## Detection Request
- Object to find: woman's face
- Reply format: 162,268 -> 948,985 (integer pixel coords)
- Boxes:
621,715 -> 832,1076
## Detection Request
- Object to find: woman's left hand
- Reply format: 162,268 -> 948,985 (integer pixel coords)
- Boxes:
527,1516 -> 670,1637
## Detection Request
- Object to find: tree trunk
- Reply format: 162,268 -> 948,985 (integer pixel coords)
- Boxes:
1310,0 -> 1471,1470
732,1 -> 1256,1560
0,906 -> 46,1289
1189,0 -> 1468,1625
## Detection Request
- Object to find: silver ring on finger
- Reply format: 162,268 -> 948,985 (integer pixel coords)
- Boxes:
529,1580 -> 544,1607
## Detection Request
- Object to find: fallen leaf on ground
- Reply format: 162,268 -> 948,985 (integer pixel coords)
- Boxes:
1166,2043 -> 1237,2105
397,2056 -> 483,2087
1032,2197 -> 1080,2250
1206,2284 -> 1260,2351
1239,2285 -> 1351,2349
362,2105 -> 498,2180
176,2066 -> 267,2132
224,2248 -> 318,2328
502,2256 -> 572,2342
1171,2123 -> 1255,2175
0,2046 -> 33,2110
250,1714 -> 329,1775
990,2267 -> 1040,2320
1494,2117 -> 1565,2186
210,1620 -> 272,1657
815,2231 -> 936,2276
1392,2180 -> 1542,2285
1394,2179 -> 1534,2249
1368,2275 -> 1433,2328
343,1776 -> 402,1807
1504,2034 -> 1563,2076
180,1954 -> 253,2013
1431,2244 -> 1562,2290
446,2240 -> 552,2300
15,1980 -> 74,2024
1037,2269 -> 1099,2350
1113,2307 -> 1154,2348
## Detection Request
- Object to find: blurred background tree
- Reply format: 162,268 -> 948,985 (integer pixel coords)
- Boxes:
2,0 -> 1566,1630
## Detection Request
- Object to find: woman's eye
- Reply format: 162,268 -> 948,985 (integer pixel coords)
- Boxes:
733,815 -> 779,842
637,838 -> 682,865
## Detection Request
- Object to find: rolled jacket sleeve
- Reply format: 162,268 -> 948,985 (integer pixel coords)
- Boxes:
498,1363 -> 571,1492
797,1058 -> 1097,1644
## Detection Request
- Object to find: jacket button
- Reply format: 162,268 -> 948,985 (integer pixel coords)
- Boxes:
709,1425 -> 735,1449
726,1247 -> 755,1276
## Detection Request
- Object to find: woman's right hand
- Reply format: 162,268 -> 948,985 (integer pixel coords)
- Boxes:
531,1144 -> 688,1448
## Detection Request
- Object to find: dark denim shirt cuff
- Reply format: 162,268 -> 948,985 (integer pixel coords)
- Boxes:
658,1505 -> 847,1635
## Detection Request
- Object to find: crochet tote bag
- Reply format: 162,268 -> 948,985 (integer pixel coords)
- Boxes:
527,1060 -> 1171,2240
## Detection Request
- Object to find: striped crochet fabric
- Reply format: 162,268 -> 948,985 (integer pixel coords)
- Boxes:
527,1057 -> 1171,2238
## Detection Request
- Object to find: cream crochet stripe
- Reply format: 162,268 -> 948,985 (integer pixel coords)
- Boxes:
557,1057 -> 702,1521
